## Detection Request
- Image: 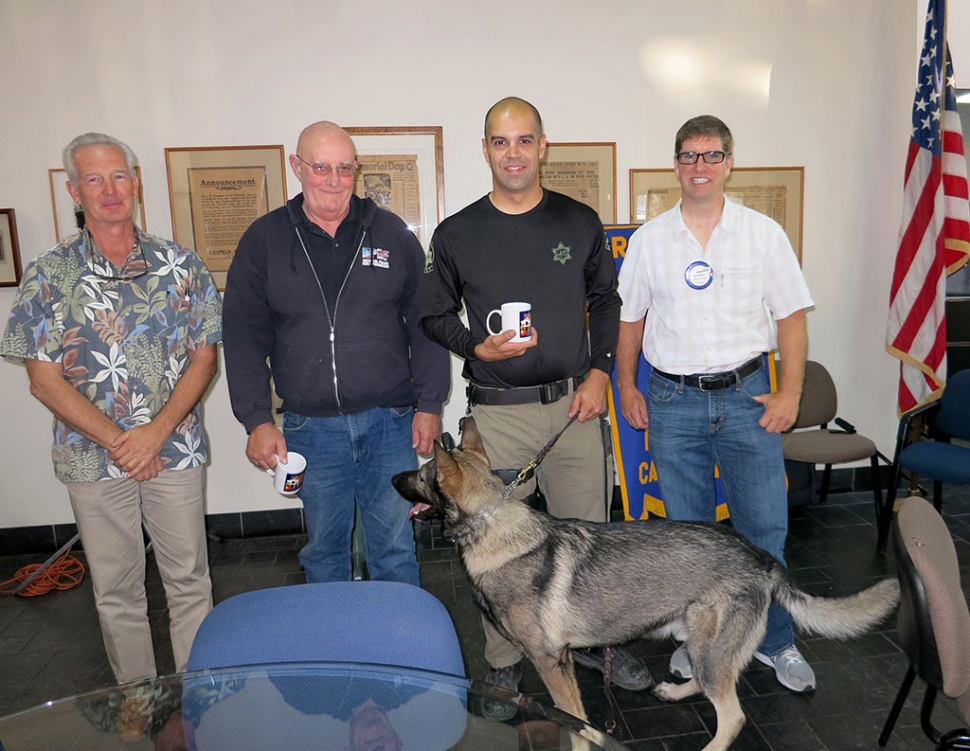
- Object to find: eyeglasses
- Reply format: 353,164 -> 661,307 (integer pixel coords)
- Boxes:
675,150 -> 729,165
87,237 -> 150,282
294,155 -> 358,178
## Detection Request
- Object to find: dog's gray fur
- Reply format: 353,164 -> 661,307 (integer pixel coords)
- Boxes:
392,418 -> 899,751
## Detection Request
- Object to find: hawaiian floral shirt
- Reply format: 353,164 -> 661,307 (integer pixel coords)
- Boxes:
0,229 -> 223,483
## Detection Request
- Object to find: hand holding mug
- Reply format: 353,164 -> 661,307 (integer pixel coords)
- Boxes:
267,452 -> 307,495
474,325 -> 539,362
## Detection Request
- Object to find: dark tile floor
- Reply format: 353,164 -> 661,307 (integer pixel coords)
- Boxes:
2,486 -> 969,750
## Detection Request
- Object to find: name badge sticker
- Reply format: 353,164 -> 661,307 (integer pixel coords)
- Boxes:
685,261 -> 713,290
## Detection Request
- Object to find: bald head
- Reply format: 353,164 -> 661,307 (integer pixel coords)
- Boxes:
296,121 -> 356,158
484,97 -> 543,140
290,121 -> 359,228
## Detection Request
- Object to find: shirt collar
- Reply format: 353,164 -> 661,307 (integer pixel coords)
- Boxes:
298,194 -> 361,236
80,228 -> 149,278
671,195 -> 740,238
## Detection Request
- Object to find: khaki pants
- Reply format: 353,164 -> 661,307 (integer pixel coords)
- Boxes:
471,391 -> 608,669
67,467 -> 212,683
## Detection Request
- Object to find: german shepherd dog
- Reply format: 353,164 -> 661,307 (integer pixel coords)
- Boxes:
392,418 -> 900,751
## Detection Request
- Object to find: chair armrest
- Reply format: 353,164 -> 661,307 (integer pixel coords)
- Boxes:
892,400 -> 942,463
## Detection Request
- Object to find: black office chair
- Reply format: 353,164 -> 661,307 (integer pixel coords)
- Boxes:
878,497 -> 970,750
780,360 -> 883,509
877,369 -> 970,552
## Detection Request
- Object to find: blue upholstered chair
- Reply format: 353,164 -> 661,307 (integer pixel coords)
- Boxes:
187,581 -> 465,676
184,583 -> 468,751
878,369 -> 970,551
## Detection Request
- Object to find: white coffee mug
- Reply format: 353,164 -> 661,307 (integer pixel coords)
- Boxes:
266,452 -> 307,496
487,302 -> 532,342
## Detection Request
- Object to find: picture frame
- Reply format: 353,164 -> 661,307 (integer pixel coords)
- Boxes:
344,126 -> 445,250
49,167 -> 147,244
0,208 -> 23,287
540,142 -> 617,224
629,166 -> 805,261
165,145 -> 287,289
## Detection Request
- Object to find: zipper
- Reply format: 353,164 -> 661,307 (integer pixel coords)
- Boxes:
294,225 -> 340,410
293,225 -> 367,413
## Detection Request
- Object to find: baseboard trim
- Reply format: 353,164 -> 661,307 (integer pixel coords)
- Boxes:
0,509 -> 308,557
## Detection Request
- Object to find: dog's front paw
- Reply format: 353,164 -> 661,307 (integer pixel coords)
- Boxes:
654,679 -> 699,702
654,681 -> 677,701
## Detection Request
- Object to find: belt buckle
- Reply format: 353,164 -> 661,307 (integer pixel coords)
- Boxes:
698,374 -> 728,391
540,381 -> 566,404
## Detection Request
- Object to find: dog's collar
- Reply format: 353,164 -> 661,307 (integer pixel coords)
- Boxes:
446,489 -> 515,543
447,414 -> 577,542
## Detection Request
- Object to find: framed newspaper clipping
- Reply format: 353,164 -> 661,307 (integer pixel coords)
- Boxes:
345,126 -> 444,250
540,142 -> 616,224
165,145 -> 287,289
0,208 -> 22,287
49,167 -> 147,244
630,166 -> 804,261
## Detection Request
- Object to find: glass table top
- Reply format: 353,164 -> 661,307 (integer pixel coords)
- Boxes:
0,661 -> 631,750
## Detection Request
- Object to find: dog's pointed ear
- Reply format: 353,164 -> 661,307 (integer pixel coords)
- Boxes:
434,440 -> 462,495
459,416 -> 486,455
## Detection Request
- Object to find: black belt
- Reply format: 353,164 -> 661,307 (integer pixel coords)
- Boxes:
653,357 -> 762,391
467,374 -> 587,406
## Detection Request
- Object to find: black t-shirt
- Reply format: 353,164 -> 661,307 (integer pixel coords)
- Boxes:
419,190 -> 620,388
297,198 -> 362,320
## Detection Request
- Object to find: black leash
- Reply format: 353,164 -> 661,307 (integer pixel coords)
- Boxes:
462,413 -> 579,500
602,648 -> 620,734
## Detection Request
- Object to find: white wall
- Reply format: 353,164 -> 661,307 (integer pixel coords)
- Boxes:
0,0 -> 955,529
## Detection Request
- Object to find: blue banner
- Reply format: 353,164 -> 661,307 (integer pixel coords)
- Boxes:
605,226 -> 775,521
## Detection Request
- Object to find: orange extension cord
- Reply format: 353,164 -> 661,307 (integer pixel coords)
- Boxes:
0,548 -> 86,597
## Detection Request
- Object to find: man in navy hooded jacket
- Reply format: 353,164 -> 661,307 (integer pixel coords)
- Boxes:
223,121 -> 449,584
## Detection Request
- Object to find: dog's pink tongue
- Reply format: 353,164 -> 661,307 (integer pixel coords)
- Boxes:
408,503 -> 431,521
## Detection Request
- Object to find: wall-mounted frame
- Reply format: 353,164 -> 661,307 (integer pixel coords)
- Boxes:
165,145 -> 287,289
0,208 -> 23,287
630,166 -> 805,261
344,126 -> 444,250
540,142 -> 617,224
49,167 -> 147,244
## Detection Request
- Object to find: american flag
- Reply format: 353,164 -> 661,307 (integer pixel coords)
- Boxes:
886,0 -> 970,416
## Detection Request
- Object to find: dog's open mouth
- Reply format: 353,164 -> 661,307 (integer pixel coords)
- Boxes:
407,502 -> 438,521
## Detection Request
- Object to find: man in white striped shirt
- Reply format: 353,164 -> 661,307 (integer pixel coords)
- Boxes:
615,115 -> 816,693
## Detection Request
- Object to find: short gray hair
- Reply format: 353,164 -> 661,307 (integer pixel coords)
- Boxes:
62,133 -> 138,184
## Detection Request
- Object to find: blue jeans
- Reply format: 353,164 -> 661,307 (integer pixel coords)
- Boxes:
282,406 -> 420,586
647,366 -> 794,656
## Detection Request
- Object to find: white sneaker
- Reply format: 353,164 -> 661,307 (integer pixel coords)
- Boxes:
754,645 -> 816,693
668,642 -> 692,679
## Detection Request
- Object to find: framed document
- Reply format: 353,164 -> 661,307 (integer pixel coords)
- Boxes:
344,126 -> 444,250
165,145 -> 287,289
49,167 -> 147,244
540,142 -> 617,224
0,208 -> 23,287
630,166 -> 805,261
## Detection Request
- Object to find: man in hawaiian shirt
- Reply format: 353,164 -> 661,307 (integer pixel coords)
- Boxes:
1,133 -> 222,683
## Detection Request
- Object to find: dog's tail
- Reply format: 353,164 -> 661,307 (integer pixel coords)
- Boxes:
773,573 -> 900,640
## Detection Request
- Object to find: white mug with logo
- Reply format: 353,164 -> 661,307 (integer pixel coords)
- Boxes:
487,302 -> 532,342
267,452 -> 307,496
